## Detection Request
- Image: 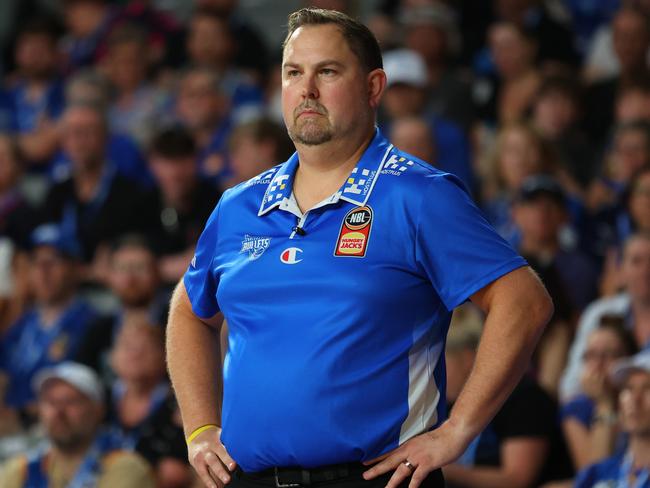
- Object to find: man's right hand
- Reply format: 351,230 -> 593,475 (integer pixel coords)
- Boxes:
188,427 -> 237,488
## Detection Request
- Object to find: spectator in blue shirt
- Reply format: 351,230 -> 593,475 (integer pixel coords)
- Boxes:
0,223 -> 99,418
576,350 -> 650,487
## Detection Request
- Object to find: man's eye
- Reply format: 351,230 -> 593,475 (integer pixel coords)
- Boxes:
321,69 -> 335,75
287,70 -> 300,77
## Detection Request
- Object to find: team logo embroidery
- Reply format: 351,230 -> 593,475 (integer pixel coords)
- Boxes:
280,247 -> 303,264
334,206 -> 373,257
240,235 -> 271,260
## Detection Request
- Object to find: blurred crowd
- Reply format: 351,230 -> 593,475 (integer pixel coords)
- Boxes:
0,0 -> 649,486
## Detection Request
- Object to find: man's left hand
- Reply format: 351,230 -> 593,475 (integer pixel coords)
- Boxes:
362,420 -> 471,488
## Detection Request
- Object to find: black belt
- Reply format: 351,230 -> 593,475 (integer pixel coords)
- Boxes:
243,462 -> 367,487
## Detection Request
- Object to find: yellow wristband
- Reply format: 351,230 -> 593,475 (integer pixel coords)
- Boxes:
186,424 -> 219,445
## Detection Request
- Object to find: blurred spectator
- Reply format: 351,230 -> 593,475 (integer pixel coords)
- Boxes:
561,317 -> 637,470
380,48 -> 474,190
0,134 -> 33,246
226,117 -> 293,188
583,6 -> 650,144
512,175 -> 599,394
474,22 -> 540,126
76,234 -> 168,376
531,74 -> 596,192
102,23 -> 170,148
35,101 -> 159,273
584,121 -> 650,263
389,116 -> 436,165
615,82 -> 650,125
513,175 -> 598,314
59,0 -> 119,74
9,18 -> 64,167
491,0 -> 579,67
109,0 -> 184,73
0,224 -> 98,420
186,7 -> 264,121
583,2 -> 649,83
108,318 -> 190,488
0,361 -> 155,487
561,232 -> 650,401
194,0 -> 270,82
480,121 -> 557,242
147,126 -> 221,283
57,68 -> 151,186
400,4 -> 475,132
443,317 -> 573,487
175,66 -> 233,181
575,350 -> 650,487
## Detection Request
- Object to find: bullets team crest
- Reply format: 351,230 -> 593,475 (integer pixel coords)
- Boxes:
334,206 -> 373,257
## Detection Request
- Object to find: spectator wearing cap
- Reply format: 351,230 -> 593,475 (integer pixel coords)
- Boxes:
399,3 -> 475,132
443,308 -> 573,487
0,224 -> 100,421
512,175 -> 599,395
379,48 -> 474,191
0,361 -> 155,487
575,350 -> 650,487
561,232 -> 650,402
513,175 -> 599,314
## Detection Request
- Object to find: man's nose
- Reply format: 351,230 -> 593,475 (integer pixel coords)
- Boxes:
301,73 -> 319,99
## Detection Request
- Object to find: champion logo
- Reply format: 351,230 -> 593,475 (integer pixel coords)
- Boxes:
280,247 -> 303,264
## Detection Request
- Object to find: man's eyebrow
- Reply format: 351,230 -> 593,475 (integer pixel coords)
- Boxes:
282,60 -> 345,70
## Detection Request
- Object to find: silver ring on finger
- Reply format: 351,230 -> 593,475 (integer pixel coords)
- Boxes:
403,460 -> 416,471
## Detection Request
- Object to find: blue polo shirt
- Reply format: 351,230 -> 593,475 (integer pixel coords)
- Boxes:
184,129 -> 526,472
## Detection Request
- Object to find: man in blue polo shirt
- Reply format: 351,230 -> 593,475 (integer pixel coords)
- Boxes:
166,8 -> 552,488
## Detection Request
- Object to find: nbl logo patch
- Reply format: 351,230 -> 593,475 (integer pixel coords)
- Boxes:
334,206 -> 373,257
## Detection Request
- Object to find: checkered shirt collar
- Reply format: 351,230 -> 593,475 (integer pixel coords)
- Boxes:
258,128 -> 393,216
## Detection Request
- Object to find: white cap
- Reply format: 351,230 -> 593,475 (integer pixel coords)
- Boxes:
383,49 -> 428,88
611,350 -> 650,386
33,361 -> 104,403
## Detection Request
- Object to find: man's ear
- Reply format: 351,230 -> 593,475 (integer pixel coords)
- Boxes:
367,68 -> 387,109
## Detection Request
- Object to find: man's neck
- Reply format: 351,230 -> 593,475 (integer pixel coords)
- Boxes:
629,434 -> 650,470
74,163 -> 105,203
50,437 -> 94,474
39,297 -> 73,327
123,375 -> 162,397
292,128 -> 374,212
518,236 -> 559,259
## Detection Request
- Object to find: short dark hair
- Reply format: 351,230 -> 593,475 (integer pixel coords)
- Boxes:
149,126 -> 196,159
283,8 -> 382,73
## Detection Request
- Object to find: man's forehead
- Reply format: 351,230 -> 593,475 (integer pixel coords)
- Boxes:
283,24 -> 352,65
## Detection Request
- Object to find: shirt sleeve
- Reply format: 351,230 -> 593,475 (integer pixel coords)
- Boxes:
414,173 -> 527,311
183,195 -> 225,319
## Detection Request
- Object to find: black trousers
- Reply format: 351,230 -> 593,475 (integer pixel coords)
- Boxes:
229,466 -> 446,488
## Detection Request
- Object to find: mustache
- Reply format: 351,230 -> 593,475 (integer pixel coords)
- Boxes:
294,102 -> 327,117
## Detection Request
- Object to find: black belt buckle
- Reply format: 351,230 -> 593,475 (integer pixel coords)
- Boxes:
274,467 -> 303,488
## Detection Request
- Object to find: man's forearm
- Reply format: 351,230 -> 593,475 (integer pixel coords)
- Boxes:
450,268 -> 552,443
166,281 -> 223,437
